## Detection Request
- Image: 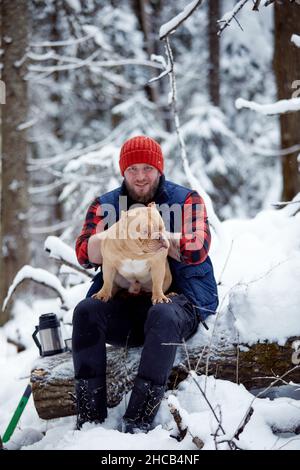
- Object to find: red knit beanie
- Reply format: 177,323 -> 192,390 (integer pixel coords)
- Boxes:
119,136 -> 164,176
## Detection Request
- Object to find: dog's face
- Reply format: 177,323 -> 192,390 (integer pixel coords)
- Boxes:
120,202 -> 169,253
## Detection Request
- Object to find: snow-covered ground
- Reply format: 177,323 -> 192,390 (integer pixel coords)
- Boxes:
1,201 -> 300,450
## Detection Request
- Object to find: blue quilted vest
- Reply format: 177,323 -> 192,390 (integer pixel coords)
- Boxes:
86,177 -> 219,320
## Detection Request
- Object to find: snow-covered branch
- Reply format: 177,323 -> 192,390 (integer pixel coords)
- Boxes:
236,97 -> 300,115
217,0 -> 278,35
27,53 -> 163,75
44,236 -> 93,278
28,124 -> 125,169
29,221 -> 71,235
30,33 -> 94,48
159,0 -> 204,40
252,143 -> 300,157
271,192 -> 300,216
217,0 -> 249,35
168,396 -> 188,441
29,180 -> 64,195
168,395 -> 204,449
2,266 -> 68,312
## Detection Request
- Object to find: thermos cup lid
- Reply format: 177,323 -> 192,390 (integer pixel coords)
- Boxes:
38,313 -> 60,330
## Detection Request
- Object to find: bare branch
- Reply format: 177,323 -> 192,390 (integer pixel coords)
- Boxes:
162,36 -> 222,236
264,0 -> 275,6
217,0 -> 249,36
217,238 -> 234,286
252,0 -> 262,10
233,407 -> 254,440
182,369 -> 226,434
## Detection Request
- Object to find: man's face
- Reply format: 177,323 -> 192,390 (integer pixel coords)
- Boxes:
124,164 -> 161,204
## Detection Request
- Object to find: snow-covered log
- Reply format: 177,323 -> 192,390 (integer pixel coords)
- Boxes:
31,347 -> 140,420
31,337 -> 300,420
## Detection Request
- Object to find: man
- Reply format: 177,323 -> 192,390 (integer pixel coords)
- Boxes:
73,135 -> 219,433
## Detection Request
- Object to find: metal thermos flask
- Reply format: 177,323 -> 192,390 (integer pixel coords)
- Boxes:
32,313 -> 66,357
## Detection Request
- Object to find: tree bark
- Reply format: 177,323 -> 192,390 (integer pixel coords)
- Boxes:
31,337 -> 300,420
273,2 -> 300,201
208,0 -> 220,106
131,0 -> 172,132
0,0 -> 29,324
132,0 -> 159,106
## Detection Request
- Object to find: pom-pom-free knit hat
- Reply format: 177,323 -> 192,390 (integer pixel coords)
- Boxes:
119,136 -> 164,176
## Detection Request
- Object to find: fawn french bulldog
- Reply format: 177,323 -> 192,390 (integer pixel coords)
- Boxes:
92,202 -> 172,304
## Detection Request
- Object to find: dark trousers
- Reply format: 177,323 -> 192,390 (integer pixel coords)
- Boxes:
72,293 -> 200,387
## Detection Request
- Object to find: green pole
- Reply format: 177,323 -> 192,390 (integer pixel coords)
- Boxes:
2,384 -> 32,443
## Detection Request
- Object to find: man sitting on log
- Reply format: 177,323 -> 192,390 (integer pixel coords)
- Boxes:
73,135 -> 219,433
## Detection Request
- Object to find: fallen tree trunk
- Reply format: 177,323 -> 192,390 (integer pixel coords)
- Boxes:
31,336 -> 300,420
31,346 -> 140,420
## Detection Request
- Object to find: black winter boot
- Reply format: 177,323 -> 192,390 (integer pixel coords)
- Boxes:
122,376 -> 166,433
75,377 -> 107,429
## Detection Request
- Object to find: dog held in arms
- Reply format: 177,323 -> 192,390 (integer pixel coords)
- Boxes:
92,202 -> 173,304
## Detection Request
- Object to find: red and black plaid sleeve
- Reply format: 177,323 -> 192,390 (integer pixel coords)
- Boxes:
179,192 -> 211,265
75,198 -> 104,269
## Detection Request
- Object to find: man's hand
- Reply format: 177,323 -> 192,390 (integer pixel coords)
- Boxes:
165,231 -> 181,262
87,233 -> 104,265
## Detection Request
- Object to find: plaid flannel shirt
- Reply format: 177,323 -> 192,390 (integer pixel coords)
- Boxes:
76,192 -> 211,269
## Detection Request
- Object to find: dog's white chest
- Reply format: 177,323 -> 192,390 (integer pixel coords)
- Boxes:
119,259 -> 150,280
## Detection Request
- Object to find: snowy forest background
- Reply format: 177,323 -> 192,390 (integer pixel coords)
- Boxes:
1,0 -> 300,451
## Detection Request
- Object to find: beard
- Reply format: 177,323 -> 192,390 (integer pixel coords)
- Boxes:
124,174 -> 161,204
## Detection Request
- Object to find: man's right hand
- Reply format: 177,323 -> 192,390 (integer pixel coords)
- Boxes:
87,233 -> 103,265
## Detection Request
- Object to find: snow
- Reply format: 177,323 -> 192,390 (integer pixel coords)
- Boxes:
1,205 -> 300,450
236,97 -> 300,115
44,235 -> 80,268
1,0 -> 300,451
82,25 -> 110,50
291,34 -> 300,48
1,367 -> 300,450
214,208 -> 300,345
65,0 -> 81,13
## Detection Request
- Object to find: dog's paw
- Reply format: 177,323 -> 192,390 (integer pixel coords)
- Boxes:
166,292 -> 178,298
92,290 -> 112,302
152,294 -> 172,304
